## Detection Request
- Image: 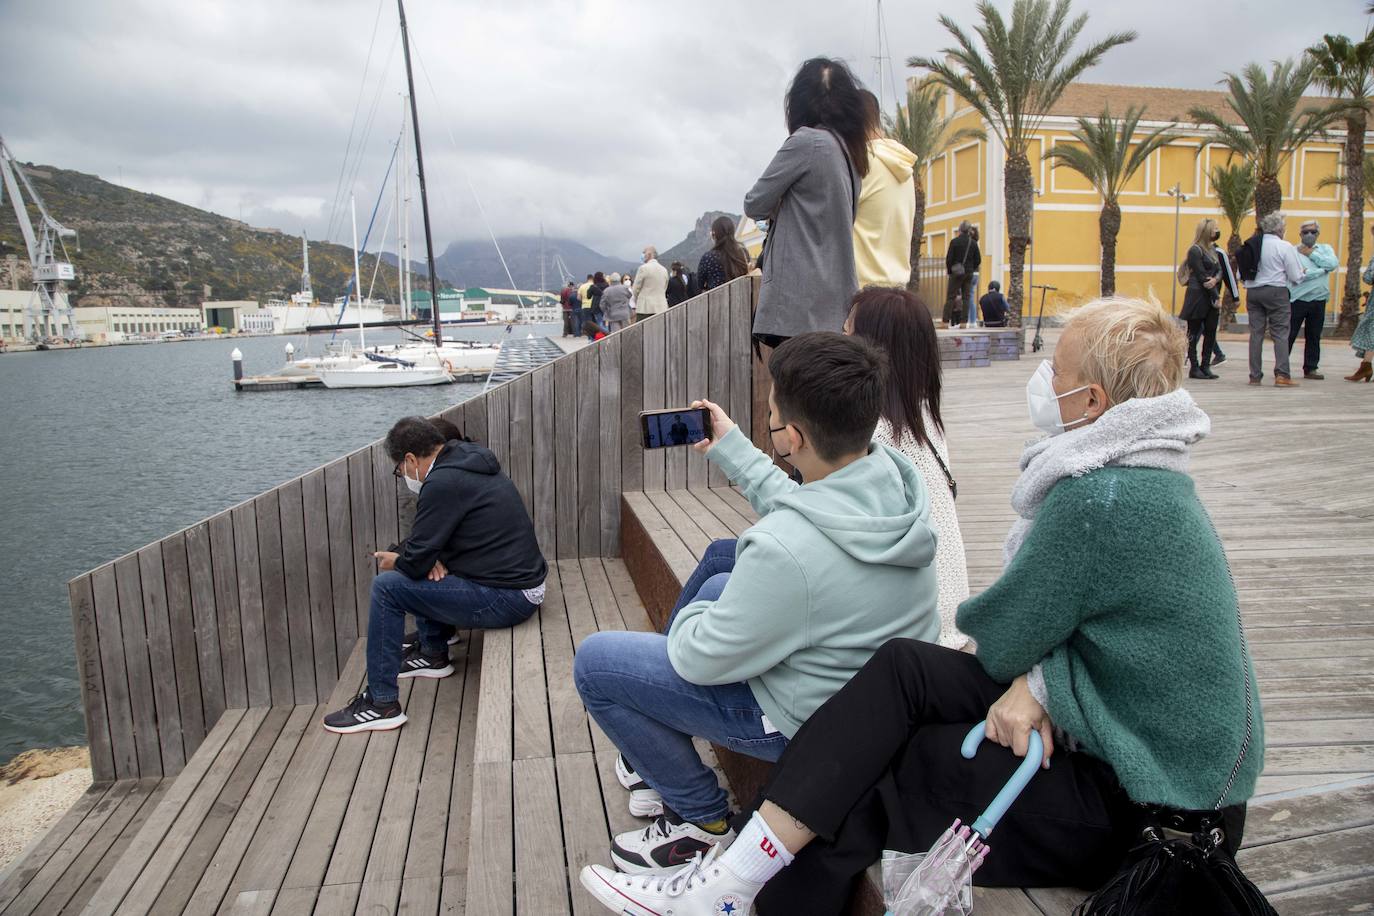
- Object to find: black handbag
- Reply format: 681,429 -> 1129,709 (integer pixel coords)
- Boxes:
1075,556 -> 1275,916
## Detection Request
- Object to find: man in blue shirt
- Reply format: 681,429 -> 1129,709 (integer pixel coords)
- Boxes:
979,281 -> 1009,327
1287,219 -> 1339,379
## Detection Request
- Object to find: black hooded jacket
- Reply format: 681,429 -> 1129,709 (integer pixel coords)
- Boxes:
395,440 -> 547,590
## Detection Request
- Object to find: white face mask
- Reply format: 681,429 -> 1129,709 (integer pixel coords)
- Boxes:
1026,360 -> 1090,435
403,457 -> 426,495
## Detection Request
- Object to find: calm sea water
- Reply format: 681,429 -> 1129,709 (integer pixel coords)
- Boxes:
0,324 -> 558,762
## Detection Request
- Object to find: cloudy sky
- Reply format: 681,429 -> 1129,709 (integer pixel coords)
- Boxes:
2,0 -> 1368,259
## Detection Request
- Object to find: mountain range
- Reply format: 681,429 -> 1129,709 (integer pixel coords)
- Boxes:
0,161 -> 730,308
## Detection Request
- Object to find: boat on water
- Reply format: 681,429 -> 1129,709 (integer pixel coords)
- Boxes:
317,352 -> 453,388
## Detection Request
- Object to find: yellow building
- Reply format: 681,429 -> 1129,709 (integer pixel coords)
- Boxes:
919,81 -> 1368,320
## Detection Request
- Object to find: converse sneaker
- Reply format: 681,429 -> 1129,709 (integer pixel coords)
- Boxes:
396,644 -> 455,679
401,630 -> 461,651
611,808 -> 735,874
581,846 -> 761,916
322,690 -> 407,734
616,754 -> 665,818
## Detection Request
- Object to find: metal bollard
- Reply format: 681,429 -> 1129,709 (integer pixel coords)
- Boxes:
231,347 -> 244,382
285,342 -> 295,363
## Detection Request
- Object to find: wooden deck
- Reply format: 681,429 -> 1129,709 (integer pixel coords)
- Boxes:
3,306 -> 1371,914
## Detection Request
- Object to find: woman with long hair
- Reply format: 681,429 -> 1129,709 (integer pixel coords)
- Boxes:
697,215 -> 749,292
744,57 -> 873,346
1179,217 -> 1224,379
587,271 -> 609,335
846,287 -> 969,649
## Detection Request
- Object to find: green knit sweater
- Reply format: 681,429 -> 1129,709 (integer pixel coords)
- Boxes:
957,467 -> 1264,810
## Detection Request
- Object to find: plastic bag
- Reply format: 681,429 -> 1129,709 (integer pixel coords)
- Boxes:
880,845 -> 974,916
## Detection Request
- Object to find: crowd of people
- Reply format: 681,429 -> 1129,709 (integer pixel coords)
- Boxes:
311,56 -> 1323,916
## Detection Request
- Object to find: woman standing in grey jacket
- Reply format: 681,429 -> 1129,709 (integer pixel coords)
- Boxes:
745,58 -> 872,345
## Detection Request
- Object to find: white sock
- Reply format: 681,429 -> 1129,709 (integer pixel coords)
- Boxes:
720,811 -> 794,885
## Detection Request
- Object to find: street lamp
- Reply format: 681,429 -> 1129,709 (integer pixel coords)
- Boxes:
1167,183 -> 1189,315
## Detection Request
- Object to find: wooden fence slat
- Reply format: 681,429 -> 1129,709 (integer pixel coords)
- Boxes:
487,383 -> 511,472
207,512 -> 247,709
641,315 -> 666,490
619,322 -> 645,494
302,468 -> 339,697
137,543 -> 186,773
277,478 -> 317,705
554,355 -> 579,560
253,490 -> 295,706
706,287 -> 732,488
160,531 -> 206,759
232,503 -> 271,708
599,333 -> 622,556
508,374 -> 535,523
111,554 -> 161,777
664,305 -> 688,490
372,441 -> 400,553
184,524 -> 226,727
324,458 -> 357,672
348,449 -> 378,643
462,393 -> 488,446
577,345 -> 602,557
685,295 -> 709,489
531,364 -> 558,558
69,576 -> 115,782
729,277 -> 754,437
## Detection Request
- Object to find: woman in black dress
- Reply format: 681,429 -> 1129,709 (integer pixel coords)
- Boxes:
1180,217 -> 1224,379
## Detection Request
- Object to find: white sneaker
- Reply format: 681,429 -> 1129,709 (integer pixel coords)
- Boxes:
581,846 -> 761,915
616,754 -> 665,818
611,810 -> 735,874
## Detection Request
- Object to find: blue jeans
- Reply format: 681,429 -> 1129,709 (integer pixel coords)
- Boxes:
574,568 -> 788,823
665,538 -> 737,631
367,570 -> 538,703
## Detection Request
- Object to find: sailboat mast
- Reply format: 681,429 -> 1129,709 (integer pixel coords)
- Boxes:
351,194 -> 366,350
397,95 -> 410,321
396,0 -> 442,346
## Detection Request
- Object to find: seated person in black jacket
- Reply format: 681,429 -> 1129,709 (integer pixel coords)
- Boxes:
323,416 -> 548,733
979,280 -> 1009,327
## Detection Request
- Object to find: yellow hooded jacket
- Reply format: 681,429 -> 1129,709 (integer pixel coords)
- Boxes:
853,138 -> 918,289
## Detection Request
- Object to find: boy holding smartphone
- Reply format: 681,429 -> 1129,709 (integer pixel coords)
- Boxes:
573,332 -> 941,874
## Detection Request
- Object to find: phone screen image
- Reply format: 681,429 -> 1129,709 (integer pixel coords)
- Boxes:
641,409 -> 710,449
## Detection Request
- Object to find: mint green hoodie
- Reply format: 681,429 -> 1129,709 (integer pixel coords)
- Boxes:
666,426 -> 940,738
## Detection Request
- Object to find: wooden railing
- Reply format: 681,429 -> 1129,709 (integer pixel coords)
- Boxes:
66,277 -> 759,783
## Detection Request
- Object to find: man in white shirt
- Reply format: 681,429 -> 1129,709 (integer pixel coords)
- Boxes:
632,246 -> 670,322
1242,211 -> 1310,386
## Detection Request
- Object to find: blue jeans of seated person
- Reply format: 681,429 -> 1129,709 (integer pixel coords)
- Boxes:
575,570 -> 788,824
665,538 -> 738,631
367,570 -> 538,703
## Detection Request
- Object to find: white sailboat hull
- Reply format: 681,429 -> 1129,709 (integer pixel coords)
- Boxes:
317,363 -> 454,388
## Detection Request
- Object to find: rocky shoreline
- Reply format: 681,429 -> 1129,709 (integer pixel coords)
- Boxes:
0,747 -> 92,872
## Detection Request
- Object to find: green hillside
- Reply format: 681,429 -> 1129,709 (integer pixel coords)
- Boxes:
0,162 -> 412,307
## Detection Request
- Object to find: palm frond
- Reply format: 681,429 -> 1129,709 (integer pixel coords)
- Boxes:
1209,162 -> 1257,237
1043,106 -> 1176,201
890,84 -> 987,175
1316,152 -> 1374,194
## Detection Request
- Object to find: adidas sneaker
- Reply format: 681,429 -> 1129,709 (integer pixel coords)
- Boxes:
581,845 -> 761,915
322,689 -> 407,734
396,644 -> 455,680
401,629 -> 461,651
616,754 -> 665,818
611,808 -> 735,874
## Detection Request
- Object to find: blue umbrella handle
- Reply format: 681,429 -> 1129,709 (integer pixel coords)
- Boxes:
960,720 -> 1044,839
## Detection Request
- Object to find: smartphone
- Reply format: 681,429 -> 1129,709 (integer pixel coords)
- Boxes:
640,407 -> 712,449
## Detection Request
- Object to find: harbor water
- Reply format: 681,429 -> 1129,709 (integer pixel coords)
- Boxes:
0,324 -> 558,762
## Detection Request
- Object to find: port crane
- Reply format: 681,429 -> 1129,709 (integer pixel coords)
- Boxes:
0,136 -> 78,341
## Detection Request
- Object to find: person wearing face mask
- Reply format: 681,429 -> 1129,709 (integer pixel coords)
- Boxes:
1180,218 -> 1225,379
578,299 -> 1263,916
1241,211 -> 1312,386
322,416 -> 546,734
1286,219 -> 1339,380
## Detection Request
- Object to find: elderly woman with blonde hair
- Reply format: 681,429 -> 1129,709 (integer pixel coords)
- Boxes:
579,298 -> 1266,916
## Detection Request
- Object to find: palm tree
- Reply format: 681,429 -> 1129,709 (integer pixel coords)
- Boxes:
909,0 -> 1134,326
1188,59 -> 1344,220
1308,31 -> 1374,334
1043,106 -> 1175,296
887,84 -> 985,290
1210,162 -> 1257,328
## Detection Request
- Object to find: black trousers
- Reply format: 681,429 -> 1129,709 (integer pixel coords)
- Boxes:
750,640 -> 1141,914
1287,298 -> 1325,373
1187,310 -> 1220,369
945,273 -> 972,324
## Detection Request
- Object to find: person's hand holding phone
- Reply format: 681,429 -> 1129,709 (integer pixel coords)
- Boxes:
690,399 -> 735,454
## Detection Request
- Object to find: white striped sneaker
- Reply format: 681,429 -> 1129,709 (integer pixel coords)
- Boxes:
397,645 -> 455,680
322,690 -> 407,734
616,754 -> 665,818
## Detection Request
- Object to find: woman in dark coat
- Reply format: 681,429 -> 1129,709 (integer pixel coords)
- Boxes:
587,271 -> 609,334
1180,218 -> 1224,379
